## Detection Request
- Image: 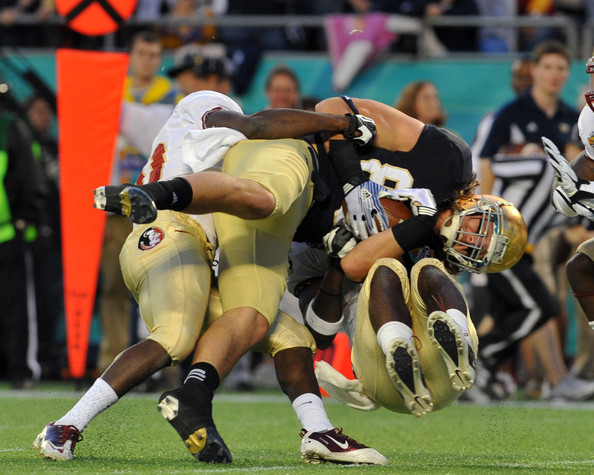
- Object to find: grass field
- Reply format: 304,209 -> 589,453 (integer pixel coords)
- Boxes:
1,383 -> 593,474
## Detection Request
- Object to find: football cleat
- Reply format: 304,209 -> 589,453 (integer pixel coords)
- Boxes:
427,311 -> 476,391
93,185 -> 158,224
385,338 -> 433,417
300,428 -> 388,465
34,422 -> 83,461
158,387 -> 232,463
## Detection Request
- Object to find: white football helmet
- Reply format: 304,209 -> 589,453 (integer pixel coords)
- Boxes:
439,194 -> 527,274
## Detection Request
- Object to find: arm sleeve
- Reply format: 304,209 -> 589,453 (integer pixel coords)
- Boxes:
390,214 -> 436,251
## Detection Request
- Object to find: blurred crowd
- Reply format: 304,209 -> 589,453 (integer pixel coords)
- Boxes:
0,1 -> 593,404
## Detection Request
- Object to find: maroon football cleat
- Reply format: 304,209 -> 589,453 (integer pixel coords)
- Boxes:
300,428 -> 388,465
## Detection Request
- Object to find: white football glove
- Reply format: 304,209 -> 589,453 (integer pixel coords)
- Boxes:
344,181 -> 390,240
323,221 -> 358,258
343,114 -> 376,146
542,136 -> 594,219
380,188 -> 437,217
552,185 -> 594,221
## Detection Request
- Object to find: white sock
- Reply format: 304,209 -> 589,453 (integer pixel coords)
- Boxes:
55,378 -> 118,432
292,393 -> 334,432
446,308 -> 472,346
376,321 -> 413,355
589,321 -> 594,332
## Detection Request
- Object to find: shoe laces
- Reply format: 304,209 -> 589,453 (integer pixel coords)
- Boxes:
49,423 -> 83,447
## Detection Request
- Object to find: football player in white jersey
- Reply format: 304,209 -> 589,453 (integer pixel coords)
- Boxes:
34,91 -> 388,465
543,54 -> 594,334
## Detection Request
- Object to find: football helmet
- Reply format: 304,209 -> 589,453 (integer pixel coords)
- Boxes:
585,55 -> 594,113
439,194 -> 527,274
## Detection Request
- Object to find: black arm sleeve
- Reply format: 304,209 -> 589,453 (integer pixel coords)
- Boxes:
327,140 -> 368,193
391,215 -> 437,252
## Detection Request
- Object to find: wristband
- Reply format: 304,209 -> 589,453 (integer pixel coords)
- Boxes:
305,301 -> 344,336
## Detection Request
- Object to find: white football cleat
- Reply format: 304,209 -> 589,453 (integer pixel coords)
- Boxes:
385,337 -> 433,417
35,422 -> 83,461
427,310 -> 476,391
300,428 -> 388,465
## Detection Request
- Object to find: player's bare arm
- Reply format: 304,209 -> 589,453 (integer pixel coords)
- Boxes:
571,149 -> 594,180
205,108 -> 374,142
340,229 -> 405,282
315,97 -> 424,151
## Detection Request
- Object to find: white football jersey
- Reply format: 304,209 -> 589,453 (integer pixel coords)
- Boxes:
578,104 -> 594,160
137,91 -> 247,246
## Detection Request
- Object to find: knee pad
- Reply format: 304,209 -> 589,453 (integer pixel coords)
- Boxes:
254,310 -> 317,358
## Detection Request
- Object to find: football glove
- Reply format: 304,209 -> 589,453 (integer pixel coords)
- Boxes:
552,185 -> 594,221
343,114 -> 376,146
542,136 -> 594,219
344,181 -> 390,239
323,221 -> 358,258
381,188 -> 437,217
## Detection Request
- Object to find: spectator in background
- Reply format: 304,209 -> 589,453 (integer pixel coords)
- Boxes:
217,1 -> 297,95
265,65 -> 302,110
0,0 -> 57,47
471,57 -> 534,182
167,43 -> 233,96
380,0 -> 480,54
24,94 -> 63,381
476,40 -> 594,401
394,80 -> 446,127
518,0 -> 557,52
0,89 -> 45,389
98,31 -> 178,376
157,0 -> 228,50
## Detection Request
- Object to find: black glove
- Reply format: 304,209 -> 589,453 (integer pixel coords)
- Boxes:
323,221 -> 358,258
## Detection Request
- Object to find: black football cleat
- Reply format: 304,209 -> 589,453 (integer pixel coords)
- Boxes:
93,185 -> 158,224
158,387 -> 231,463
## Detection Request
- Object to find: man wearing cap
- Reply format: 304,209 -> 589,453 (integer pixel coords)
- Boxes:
167,44 -> 233,97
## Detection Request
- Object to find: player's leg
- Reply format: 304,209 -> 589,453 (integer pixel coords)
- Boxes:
350,258 -> 433,417
409,259 -> 477,407
93,170 -> 276,224
35,211 -> 213,461
258,306 -> 388,466
567,238 -> 594,325
158,139 -> 315,463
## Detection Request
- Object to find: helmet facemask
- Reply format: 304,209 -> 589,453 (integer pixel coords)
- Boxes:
440,196 -> 511,274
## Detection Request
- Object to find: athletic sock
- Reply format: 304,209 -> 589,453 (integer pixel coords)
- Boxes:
55,378 -> 118,432
376,321 -> 413,356
141,177 -> 193,211
184,362 -> 220,394
181,362 -> 220,427
292,393 -> 334,432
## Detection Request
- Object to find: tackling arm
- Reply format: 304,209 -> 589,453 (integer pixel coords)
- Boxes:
205,108 -> 375,144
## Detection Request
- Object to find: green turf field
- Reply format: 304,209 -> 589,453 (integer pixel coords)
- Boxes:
1,384 -> 592,474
